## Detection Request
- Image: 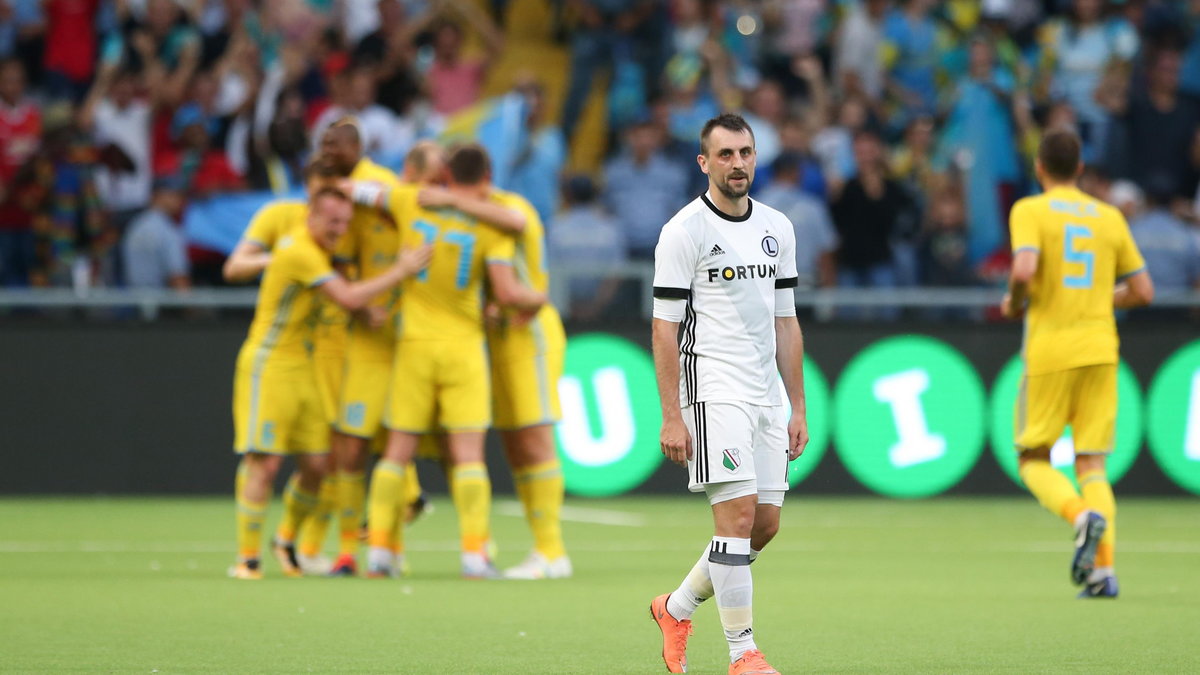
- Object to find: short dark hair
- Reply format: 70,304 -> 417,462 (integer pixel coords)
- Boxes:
303,157 -> 341,182
447,143 -> 491,185
310,186 -> 351,208
1038,129 -> 1082,181
700,114 -> 755,155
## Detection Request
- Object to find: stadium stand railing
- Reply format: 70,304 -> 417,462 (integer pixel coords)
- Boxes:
3,265 -> 1199,320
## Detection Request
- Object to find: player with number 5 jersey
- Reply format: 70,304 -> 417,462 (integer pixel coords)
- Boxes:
1002,129 -> 1154,600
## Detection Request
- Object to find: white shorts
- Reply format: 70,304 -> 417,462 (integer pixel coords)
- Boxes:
684,400 -> 790,498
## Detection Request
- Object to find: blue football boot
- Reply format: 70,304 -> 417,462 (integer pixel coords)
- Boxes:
1071,511 -> 1107,585
1078,575 -> 1119,598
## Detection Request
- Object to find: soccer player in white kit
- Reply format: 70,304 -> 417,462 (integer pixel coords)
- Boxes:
649,114 -> 808,675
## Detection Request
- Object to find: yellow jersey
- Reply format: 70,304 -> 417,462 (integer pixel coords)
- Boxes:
243,200 -> 348,356
382,188 -> 516,341
239,227 -> 336,367
334,159 -> 406,338
1009,185 -> 1146,376
486,189 -> 564,342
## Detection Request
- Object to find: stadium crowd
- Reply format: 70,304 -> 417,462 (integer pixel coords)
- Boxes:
2,0 -> 1200,317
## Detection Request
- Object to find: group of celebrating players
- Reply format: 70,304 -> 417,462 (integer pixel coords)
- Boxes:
223,118 -> 570,582
216,107 -> 1155,673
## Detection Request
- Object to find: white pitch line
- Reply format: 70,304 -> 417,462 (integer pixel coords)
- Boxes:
493,500 -> 647,527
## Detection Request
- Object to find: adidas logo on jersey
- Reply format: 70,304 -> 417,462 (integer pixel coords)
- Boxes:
708,244 -> 725,258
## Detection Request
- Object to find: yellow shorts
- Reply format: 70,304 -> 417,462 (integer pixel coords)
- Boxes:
335,329 -> 394,441
233,360 -> 329,455
488,307 -> 565,430
1015,364 -> 1117,455
313,351 -> 345,425
385,338 -> 491,433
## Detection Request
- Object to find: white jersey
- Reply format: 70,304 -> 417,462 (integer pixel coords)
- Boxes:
653,193 -> 798,407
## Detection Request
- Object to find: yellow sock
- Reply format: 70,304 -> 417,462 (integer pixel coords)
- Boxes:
1019,459 -> 1086,524
276,475 -> 319,543
236,494 -> 268,562
235,459 -> 249,501
297,475 -> 338,557
337,470 -> 366,556
513,460 -> 566,560
404,462 -> 422,505
451,462 -> 491,554
1079,468 -> 1116,569
367,460 -> 407,551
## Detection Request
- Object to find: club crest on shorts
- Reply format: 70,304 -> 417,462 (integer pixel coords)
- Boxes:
722,448 -> 741,472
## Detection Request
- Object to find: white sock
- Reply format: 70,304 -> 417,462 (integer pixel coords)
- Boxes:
1088,566 -> 1114,583
749,548 -> 761,563
666,545 -> 715,620
367,546 -> 393,571
709,536 -> 756,662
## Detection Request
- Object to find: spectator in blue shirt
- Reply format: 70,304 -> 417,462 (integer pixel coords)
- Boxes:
507,79 -> 566,225
122,176 -> 190,289
882,0 -> 940,117
549,175 -> 628,321
753,153 -> 838,289
1129,177 -> 1200,292
602,119 -> 689,259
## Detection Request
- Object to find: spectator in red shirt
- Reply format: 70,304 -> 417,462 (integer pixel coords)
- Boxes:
155,102 -> 245,199
0,58 -> 40,285
42,0 -> 101,102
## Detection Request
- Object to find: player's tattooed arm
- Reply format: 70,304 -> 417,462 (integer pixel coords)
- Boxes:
652,318 -> 692,468
775,316 -> 809,460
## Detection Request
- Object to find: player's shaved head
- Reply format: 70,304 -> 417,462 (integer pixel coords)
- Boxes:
403,141 -> 446,185
320,118 -> 363,176
447,143 -> 491,186
1038,129 -> 1082,182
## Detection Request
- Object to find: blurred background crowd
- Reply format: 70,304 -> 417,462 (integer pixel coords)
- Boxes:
2,0 -> 1200,319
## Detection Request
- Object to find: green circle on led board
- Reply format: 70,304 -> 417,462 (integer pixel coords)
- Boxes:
988,356 -> 1143,487
832,335 -> 986,498
554,334 -> 663,497
785,356 -> 831,487
1146,340 -> 1200,495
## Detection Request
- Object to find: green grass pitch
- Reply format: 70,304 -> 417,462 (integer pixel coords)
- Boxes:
1,496 -> 1198,673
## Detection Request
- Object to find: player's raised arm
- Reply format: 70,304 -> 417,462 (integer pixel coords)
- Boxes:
322,245 -> 432,311
223,240 -> 272,282
418,187 -> 528,234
